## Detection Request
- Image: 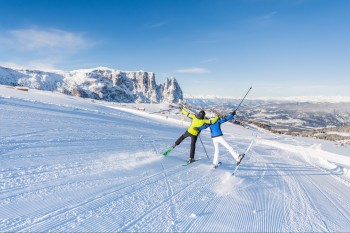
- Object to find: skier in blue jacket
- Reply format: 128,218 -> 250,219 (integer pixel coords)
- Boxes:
197,110 -> 243,168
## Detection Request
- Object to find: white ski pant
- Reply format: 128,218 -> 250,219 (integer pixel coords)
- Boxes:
212,136 -> 239,165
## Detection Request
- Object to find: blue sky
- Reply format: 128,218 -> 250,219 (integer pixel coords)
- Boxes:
0,0 -> 349,97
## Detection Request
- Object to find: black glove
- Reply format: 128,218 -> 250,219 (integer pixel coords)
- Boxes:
231,110 -> 237,116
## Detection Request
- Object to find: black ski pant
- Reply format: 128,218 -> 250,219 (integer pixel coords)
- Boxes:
175,131 -> 198,159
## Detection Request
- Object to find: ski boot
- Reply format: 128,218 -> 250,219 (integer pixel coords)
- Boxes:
187,158 -> 195,164
163,144 -> 176,156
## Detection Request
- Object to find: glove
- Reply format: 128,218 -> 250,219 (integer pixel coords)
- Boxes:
178,104 -> 183,110
231,110 -> 237,116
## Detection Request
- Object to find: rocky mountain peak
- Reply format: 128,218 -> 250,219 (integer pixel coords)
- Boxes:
0,66 -> 183,104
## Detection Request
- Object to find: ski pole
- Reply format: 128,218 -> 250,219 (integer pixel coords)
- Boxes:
198,135 -> 209,159
235,86 -> 252,111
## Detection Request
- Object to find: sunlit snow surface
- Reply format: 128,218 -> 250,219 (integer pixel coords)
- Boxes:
1,85 -> 350,232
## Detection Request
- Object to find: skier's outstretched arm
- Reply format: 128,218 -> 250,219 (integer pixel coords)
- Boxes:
220,110 -> 236,124
180,108 -> 195,119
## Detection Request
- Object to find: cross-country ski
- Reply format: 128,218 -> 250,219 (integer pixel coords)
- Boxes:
232,140 -> 254,176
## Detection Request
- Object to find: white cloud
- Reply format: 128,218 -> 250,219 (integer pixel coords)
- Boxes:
200,58 -> 218,63
0,61 -> 61,71
255,11 -> 277,22
143,20 -> 172,30
249,11 -> 278,26
0,27 -> 95,70
148,20 -> 169,29
0,27 -> 92,52
176,67 -> 209,74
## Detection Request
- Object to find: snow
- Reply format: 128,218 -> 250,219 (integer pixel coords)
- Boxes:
1,85 -> 350,232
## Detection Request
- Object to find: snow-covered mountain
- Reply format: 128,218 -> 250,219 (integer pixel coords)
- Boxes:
184,95 -> 350,103
0,66 -> 183,103
185,97 -> 350,133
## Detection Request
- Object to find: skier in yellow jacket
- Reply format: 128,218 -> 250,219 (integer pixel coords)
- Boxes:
171,106 -> 219,163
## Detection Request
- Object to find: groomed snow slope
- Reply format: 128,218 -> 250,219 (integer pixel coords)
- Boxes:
1,86 -> 350,232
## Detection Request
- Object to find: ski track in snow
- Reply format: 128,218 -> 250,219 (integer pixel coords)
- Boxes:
1,88 -> 350,232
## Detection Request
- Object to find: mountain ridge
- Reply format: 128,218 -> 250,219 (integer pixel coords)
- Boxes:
0,66 -> 183,104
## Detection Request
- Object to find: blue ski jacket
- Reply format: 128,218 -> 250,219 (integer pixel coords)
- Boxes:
198,113 -> 235,138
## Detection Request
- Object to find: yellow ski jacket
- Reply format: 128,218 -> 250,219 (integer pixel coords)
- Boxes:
181,108 -> 219,136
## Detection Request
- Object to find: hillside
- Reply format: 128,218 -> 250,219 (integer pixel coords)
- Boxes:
1,85 -> 350,232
